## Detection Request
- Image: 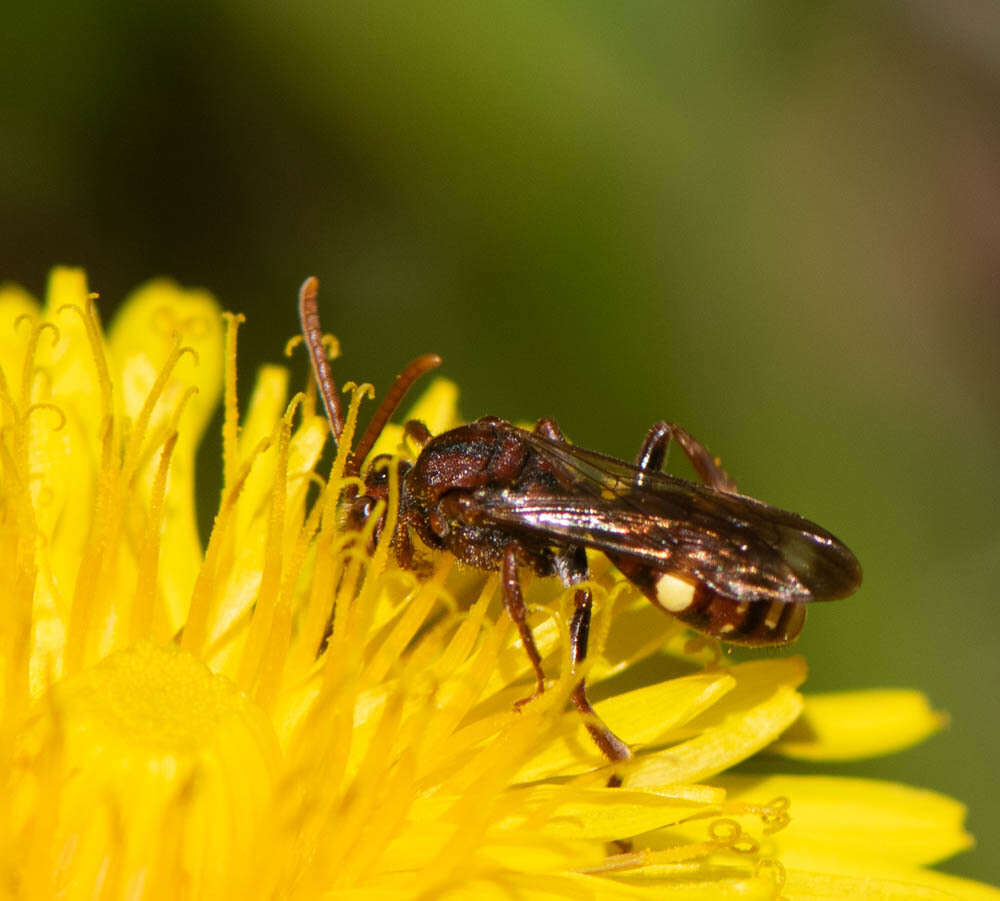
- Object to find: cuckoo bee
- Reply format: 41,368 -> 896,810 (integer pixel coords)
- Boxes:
298,277 -> 861,763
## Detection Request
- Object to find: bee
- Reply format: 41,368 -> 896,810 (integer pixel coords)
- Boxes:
299,277 -> 861,763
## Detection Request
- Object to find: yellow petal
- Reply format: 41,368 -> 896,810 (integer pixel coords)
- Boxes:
571,866 -> 782,899
770,689 -> 946,760
107,279 -> 224,630
108,278 -> 223,446
518,670 -> 736,780
39,268 -> 104,431
11,642 -> 279,898
600,672 -> 738,747
593,597 -> 689,680
717,773 -> 972,867
202,364 -> 291,660
422,868 -> 779,901
5,270 -> 106,686
783,865 -> 1000,900
625,657 -> 807,789
0,280 -> 40,377
499,784 -> 726,841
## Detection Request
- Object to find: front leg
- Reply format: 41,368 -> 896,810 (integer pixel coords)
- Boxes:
393,515 -> 417,569
501,543 -> 547,709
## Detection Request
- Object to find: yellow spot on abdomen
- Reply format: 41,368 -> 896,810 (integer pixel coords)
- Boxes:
654,574 -> 696,612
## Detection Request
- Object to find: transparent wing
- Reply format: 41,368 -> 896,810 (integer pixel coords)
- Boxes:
464,427 -> 861,604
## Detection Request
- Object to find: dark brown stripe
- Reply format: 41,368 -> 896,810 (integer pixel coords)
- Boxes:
732,597 -> 769,639
673,588 -> 805,647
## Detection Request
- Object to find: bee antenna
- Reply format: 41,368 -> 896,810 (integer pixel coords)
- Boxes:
298,276 -> 346,440
349,353 -> 442,475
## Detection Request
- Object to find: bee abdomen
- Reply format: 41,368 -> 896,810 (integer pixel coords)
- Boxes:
671,582 -> 805,646
608,555 -> 808,647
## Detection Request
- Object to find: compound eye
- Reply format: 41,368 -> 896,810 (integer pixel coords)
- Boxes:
365,455 -> 394,487
347,496 -> 376,530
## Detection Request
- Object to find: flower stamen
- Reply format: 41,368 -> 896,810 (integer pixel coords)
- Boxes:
181,435 -> 272,657
59,300 -> 113,426
23,402 -> 67,432
129,431 -> 178,642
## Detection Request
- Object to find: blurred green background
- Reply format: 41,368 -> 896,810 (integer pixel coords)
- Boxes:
5,1 -> 999,884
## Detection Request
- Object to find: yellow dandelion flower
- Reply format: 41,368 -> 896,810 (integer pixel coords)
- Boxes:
1,267 -> 996,900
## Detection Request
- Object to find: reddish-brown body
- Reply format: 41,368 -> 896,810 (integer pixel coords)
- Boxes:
297,277 -> 861,765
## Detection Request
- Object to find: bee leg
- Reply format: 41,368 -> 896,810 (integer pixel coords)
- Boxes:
502,544 -> 547,710
403,419 -> 432,448
554,539 -> 633,770
568,587 -> 633,769
393,517 -> 416,569
533,417 -> 566,441
636,421 -> 738,493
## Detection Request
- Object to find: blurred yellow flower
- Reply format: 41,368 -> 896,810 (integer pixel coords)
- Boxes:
0,268 -> 995,899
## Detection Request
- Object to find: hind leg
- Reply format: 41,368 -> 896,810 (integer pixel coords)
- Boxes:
635,421 -> 737,492
535,418 -> 633,766
568,587 -> 632,770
